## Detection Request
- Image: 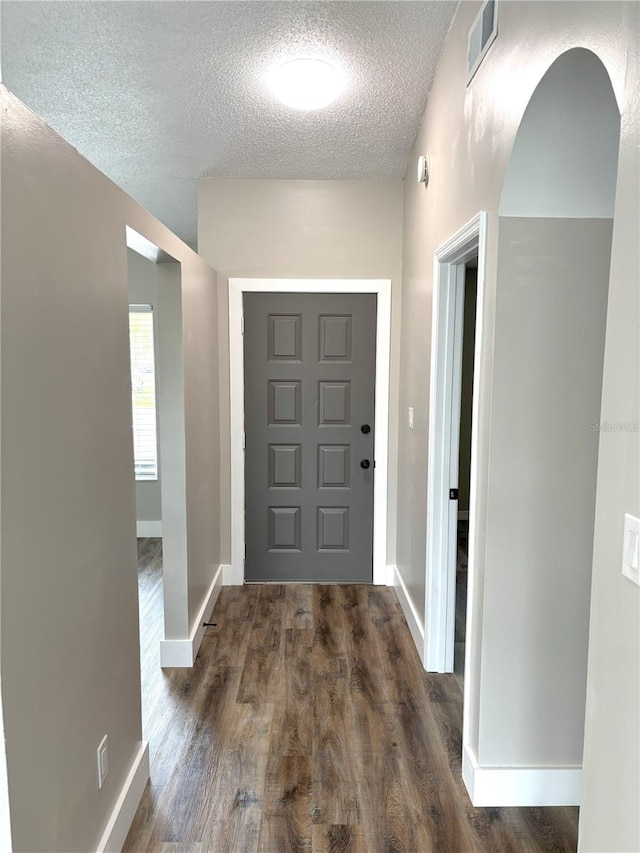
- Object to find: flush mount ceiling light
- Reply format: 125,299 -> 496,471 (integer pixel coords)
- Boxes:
266,58 -> 344,110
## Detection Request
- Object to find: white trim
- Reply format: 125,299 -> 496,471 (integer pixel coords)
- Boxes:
136,520 -> 162,538
425,212 -> 488,674
0,685 -> 13,852
159,638 -> 192,668
462,744 -> 581,807
95,741 -> 149,853
392,565 -> 425,664
159,564 -> 223,667
228,278 -> 392,586
125,225 -> 177,265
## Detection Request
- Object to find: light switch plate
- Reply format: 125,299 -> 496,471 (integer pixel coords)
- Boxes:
622,513 -> 640,587
408,407 -> 414,430
97,734 -> 109,789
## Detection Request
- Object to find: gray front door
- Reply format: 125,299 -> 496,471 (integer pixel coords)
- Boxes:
243,292 -> 376,583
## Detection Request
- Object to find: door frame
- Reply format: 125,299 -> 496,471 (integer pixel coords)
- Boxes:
424,212 -> 488,672
228,278 -> 392,586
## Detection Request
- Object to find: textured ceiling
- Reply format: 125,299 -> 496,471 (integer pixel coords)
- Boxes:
1,1 -> 457,243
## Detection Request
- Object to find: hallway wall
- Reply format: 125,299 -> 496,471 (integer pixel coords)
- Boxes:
398,1 -> 639,847
198,178 -> 403,569
0,87 -> 221,852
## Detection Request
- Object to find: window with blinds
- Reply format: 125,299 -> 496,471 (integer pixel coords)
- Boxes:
129,305 -> 158,480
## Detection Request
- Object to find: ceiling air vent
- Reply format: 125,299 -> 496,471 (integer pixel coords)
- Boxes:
467,0 -> 498,84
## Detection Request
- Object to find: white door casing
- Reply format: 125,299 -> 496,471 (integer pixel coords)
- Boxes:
424,212 -> 488,678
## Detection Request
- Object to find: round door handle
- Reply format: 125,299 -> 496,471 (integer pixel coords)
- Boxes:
360,459 -> 371,470
361,424 -> 371,434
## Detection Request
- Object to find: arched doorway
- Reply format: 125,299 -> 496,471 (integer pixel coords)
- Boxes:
463,48 -> 621,807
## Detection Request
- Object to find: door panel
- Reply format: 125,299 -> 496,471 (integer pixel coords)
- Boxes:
244,292 -> 376,582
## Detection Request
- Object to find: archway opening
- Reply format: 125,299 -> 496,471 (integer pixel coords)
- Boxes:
466,48 -> 620,807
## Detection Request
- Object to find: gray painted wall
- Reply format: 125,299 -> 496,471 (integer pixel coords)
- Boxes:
0,86 -> 221,851
500,48 -> 620,219
197,178 -> 404,568
127,248 -> 162,526
399,3 -> 638,849
480,216 -> 612,766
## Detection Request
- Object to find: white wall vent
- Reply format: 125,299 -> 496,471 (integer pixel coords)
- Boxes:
467,0 -> 498,84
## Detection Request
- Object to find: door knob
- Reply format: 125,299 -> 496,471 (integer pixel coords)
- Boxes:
360,459 -> 371,470
361,424 -> 371,434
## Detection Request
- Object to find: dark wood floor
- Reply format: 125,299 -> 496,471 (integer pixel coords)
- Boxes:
454,521 -> 469,692
125,539 -> 579,852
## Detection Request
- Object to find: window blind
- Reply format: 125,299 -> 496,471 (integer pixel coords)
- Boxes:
129,305 -> 158,480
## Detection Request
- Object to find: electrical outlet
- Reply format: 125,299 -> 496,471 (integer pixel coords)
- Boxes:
408,407 -> 414,430
97,735 -> 109,789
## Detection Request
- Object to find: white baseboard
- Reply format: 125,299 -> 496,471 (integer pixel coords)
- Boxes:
96,741 -> 149,853
224,561 -> 243,586
160,564 -> 224,667
391,565 -> 425,664
462,744 -> 581,806
136,520 -> 162,538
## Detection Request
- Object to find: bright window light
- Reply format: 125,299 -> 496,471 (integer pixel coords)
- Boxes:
129,305 -> 158,481
266,58 -> 344,111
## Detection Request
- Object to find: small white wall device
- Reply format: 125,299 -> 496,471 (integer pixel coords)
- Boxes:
417,154 -> 430,186
622,513 -> 640,587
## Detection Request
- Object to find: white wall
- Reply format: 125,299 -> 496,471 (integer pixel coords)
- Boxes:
0,86 -> 221,851
398,1 -> 639,845
127,249 -> 162,529
197,178 -> 403,570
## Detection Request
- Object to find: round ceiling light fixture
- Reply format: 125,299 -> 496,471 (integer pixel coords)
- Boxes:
266,58 -> 344,111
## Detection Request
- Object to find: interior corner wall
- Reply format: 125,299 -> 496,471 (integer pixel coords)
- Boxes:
399,0 -> 639,843
1,86 -> 220,852
197,178 -> 404,571
127,249 -> 162,528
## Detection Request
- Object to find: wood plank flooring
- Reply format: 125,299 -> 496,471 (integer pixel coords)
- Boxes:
125,539 -> 579,852
454,521 -> 469,693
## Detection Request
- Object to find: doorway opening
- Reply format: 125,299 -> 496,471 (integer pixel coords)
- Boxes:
126,226 -> 187,681
127,247 -> 165,731
424,212 -> 487,676
453,261 -> 478,691
228,278 -> 392,586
